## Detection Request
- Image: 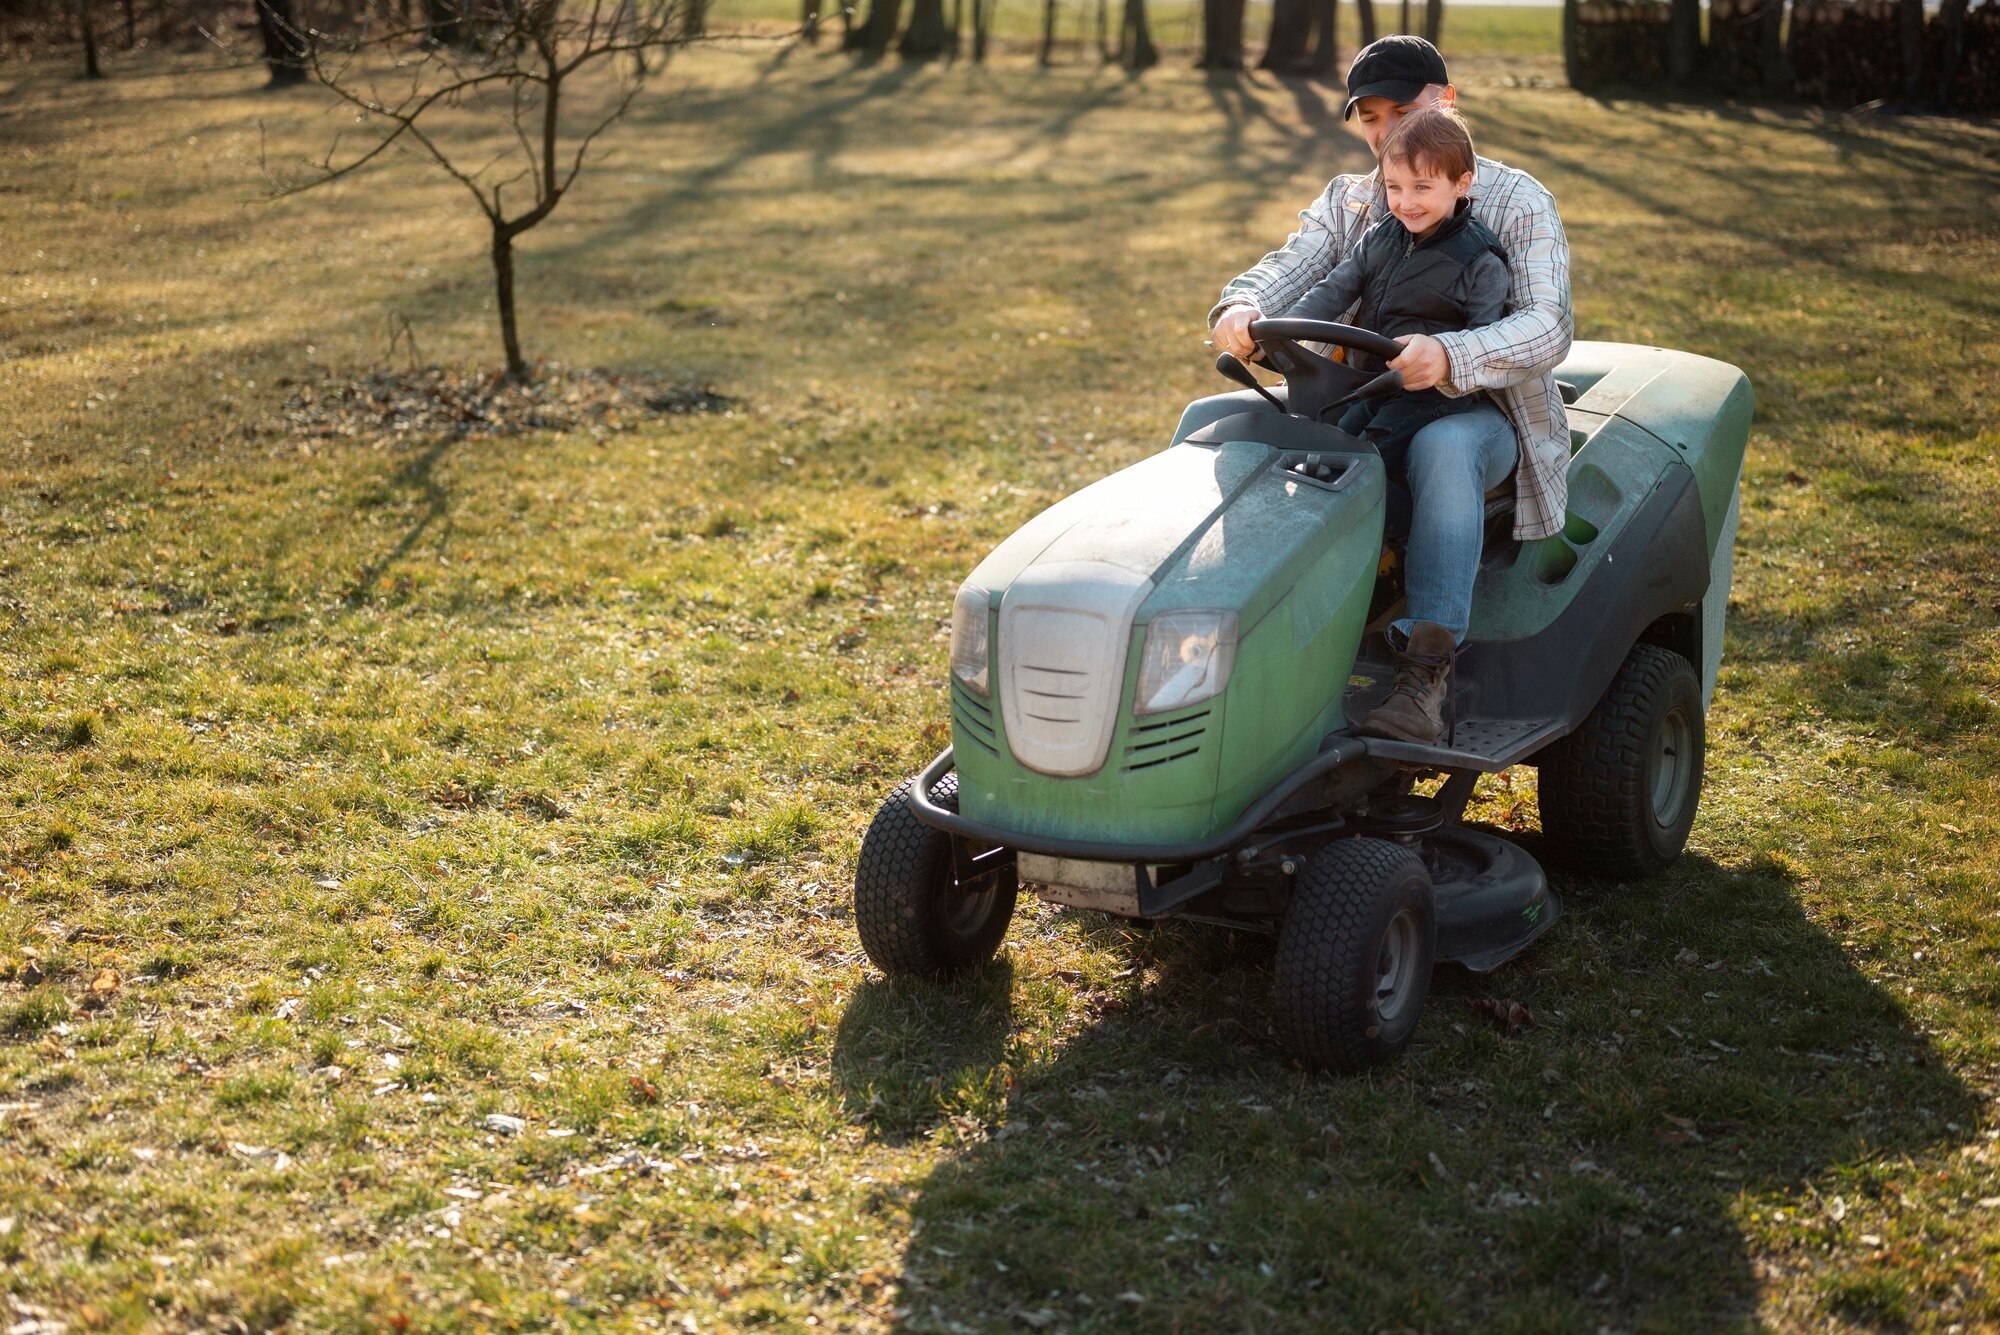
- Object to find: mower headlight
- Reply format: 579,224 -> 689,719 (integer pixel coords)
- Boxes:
1135,611 -> 1238,716
950,582 -> 991,696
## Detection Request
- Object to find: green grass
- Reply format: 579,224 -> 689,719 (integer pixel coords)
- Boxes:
2,22 -> 1999,1334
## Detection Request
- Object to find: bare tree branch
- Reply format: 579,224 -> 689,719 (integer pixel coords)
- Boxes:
276,0 -> 768,379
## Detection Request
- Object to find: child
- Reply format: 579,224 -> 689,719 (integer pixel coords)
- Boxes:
1281,105 -> 1509,466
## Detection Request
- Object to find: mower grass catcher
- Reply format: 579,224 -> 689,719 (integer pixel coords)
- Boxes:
853,319 -> 1751,1073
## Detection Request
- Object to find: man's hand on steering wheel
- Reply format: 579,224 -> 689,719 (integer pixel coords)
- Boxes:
1213,304 -> 1262,361
1388,333 -> 1450,392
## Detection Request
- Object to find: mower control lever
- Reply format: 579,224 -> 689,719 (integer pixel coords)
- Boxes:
1326,368 -> 1405,416
1214,352 -> 1285,412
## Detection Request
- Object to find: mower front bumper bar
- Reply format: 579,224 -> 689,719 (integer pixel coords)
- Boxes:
905,738 -> 1374,865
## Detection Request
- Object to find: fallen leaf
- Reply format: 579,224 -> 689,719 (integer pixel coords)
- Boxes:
1469,997 -> 1533,1033
89,967 -> 122,996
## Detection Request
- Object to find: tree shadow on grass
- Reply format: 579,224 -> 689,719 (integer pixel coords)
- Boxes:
833,852 -> 1978,1330
1468,96 -> 2000,327
342,436 -> 456,605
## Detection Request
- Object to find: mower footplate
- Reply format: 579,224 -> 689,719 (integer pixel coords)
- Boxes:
1357,720 -> 1566,774
1424,825 -> 1560,972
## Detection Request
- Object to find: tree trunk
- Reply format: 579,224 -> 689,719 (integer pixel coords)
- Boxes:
1117,0 -> 1156,66
1399,0 -> 1409,36
683,0 -> 708,38
1096,0 -> 1109,61
256,0 -> 309,84
1305,0 -> 1338,77
1423,0 -> 1441,45
121,0 -> 134,45
1353,0 -> 1376,46
970,0 -> 989,59
77,0 -> 103,76
423,0 -> 467,46
1260,0 -> 1312,71
1037,0 -> 1057,63
802,0 -> 822,42
1757,0 -> 1788,92
492,224 -> 527,382
1937,0 -> 1968,106
1198,0 -> 1245,67
1560,0 -> 1581,86
900,0 -> 949,55
1667,0 -> 1700,84
1896,0 -> 1924,98
843,0 -> 904,50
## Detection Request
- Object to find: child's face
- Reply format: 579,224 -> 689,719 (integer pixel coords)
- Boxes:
1382,158 -> 1473,238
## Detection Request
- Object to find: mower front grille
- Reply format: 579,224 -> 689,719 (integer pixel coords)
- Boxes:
1120,707 -> 1210,773
951,681 -> 1000,757
996,565 -> 1152,778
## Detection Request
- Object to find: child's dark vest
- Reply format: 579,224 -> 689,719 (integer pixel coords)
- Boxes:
1351,201 -> 1507,372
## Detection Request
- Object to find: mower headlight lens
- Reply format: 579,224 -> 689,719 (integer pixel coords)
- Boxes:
950,582 -> 991,696
1135,611 -> 1238,715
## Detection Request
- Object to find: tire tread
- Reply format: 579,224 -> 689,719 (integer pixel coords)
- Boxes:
854,775 -> 1013,978
1273,837 -> 1433,1073
1538,644 -> 1703,879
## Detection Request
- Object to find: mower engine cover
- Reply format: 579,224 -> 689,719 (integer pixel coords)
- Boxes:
949,415 -> 1386,847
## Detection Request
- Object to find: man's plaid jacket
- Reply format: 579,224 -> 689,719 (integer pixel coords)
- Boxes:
1209,157 -> 1575,542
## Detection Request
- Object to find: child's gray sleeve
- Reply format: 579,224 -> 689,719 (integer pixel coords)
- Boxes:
1459,252 -> 1511,330
1281,246 -> 1371,324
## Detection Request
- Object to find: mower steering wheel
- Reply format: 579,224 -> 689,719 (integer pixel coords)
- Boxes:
1243,318 -> 1407,426
1247,318 -> 1403,365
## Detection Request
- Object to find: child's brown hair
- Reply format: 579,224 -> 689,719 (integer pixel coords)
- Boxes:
1379,105 -> 1477,181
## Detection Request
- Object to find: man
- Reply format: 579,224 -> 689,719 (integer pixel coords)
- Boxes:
1183,35 -> 1573,746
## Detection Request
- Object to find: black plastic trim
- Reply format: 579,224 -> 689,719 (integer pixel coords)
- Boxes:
1458,464 -> 1711,734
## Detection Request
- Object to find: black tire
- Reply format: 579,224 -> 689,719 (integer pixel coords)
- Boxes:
1538,643 -> 1705,879
1273,837 -> 1436,1073
854,773 -> 1016,979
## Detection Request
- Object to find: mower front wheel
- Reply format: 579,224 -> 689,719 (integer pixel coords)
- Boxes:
854,774 -> 1016,980
1273,837 -> 1436,1073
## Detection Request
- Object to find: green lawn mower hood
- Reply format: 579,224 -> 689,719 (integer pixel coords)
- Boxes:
948,420 -> 1388,848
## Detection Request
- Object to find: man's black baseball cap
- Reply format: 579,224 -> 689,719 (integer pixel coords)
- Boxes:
1342,35 -> 1451,120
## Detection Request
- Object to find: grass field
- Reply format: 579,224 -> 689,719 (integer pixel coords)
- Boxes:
3,15 -> 2000,1332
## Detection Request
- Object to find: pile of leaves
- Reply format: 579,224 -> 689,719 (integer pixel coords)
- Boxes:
277,364 -> 730,444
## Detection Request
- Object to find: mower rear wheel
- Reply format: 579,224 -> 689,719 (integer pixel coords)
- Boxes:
1273,837 -> 1436,1073
854,773 -> 1016,980
1538,643 -> 1705,879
